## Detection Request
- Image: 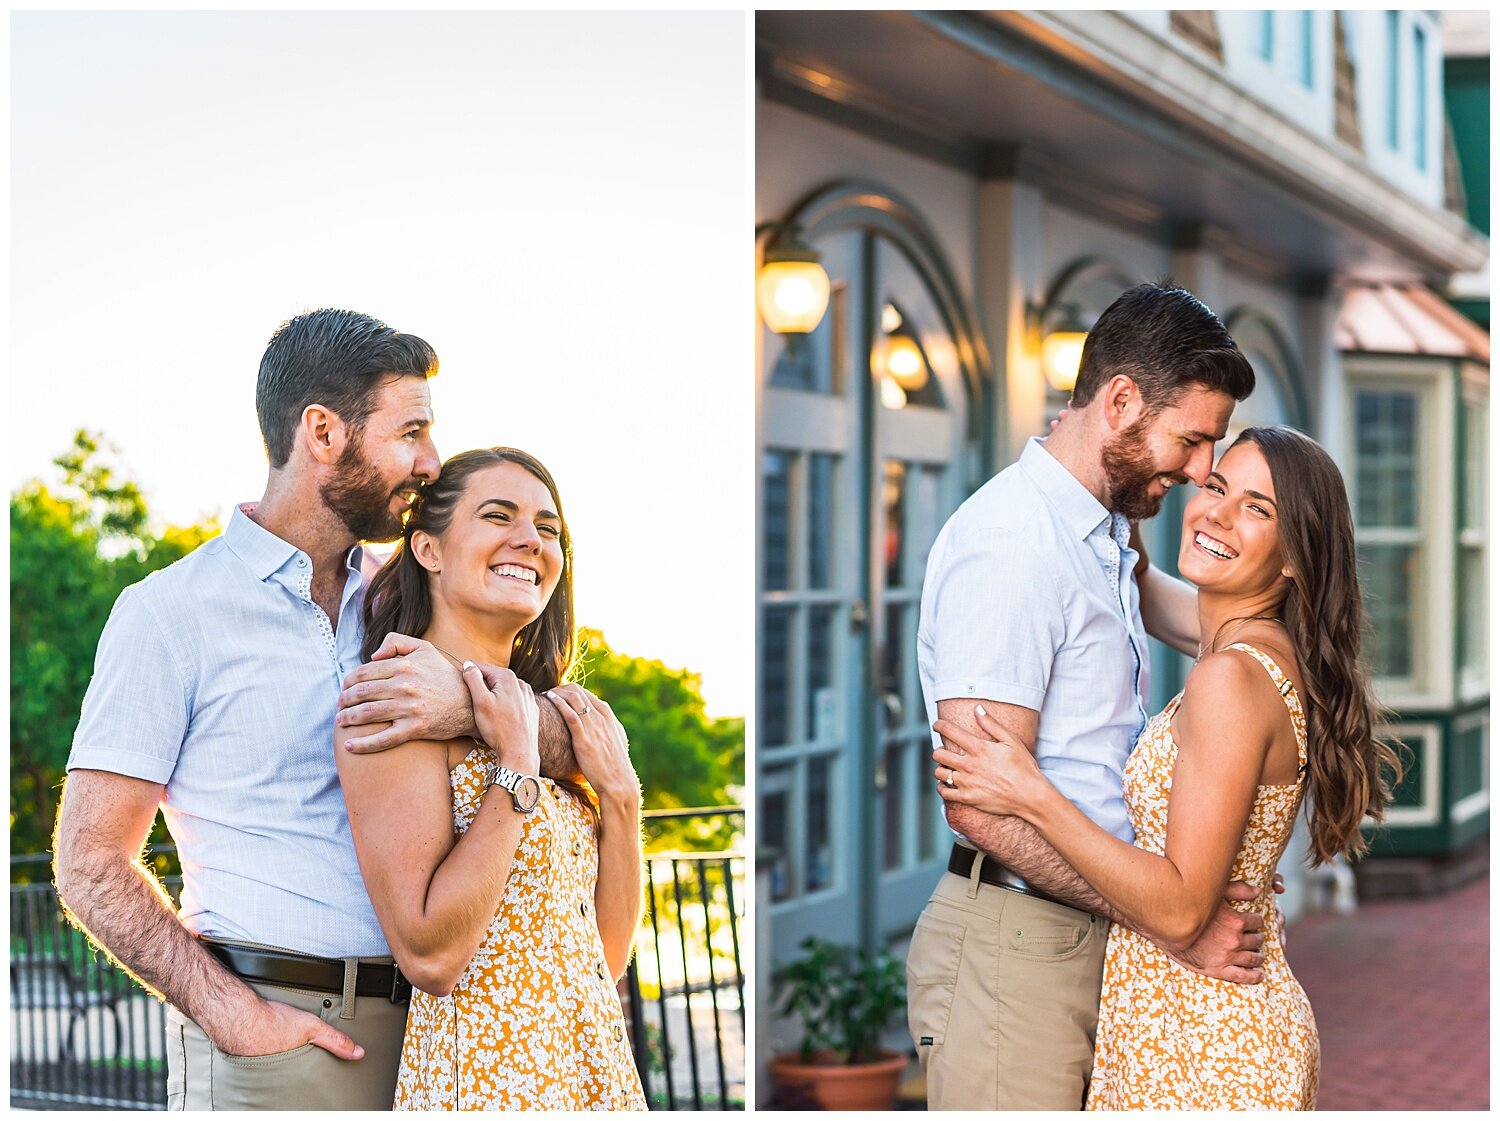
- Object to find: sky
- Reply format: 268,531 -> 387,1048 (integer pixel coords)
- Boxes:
11,11 -> 751,717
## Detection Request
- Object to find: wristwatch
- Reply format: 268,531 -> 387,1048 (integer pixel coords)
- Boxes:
485,763 -> 542,814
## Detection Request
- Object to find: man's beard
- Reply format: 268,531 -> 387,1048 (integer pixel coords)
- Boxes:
321,439 -> 413,544
1100,414 -> 1185,522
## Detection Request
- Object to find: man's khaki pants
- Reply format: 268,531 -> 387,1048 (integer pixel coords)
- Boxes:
165,952 -> 408,1111
907,854 -> 1109,1110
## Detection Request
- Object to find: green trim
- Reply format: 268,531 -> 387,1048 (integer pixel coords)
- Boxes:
1361,701 -> 1490,859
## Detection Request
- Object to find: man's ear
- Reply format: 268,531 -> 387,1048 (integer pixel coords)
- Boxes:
1101,374 -> 1146,433
411,530 -> 441,574
300,403 -> 349,466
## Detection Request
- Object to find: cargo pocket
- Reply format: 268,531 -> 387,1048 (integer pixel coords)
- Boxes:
906,912 -> 966,1052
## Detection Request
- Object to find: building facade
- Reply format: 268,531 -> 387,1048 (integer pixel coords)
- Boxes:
755,9 -> 1488,1085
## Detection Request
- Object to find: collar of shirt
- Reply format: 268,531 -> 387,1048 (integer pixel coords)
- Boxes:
224,504 -> 365,584
1018,437 -> 1114,542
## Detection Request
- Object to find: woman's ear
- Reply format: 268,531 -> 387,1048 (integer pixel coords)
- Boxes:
411,530 -> 441,573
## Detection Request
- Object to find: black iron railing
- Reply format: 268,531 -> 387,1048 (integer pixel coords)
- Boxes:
11,808 -> 744,1111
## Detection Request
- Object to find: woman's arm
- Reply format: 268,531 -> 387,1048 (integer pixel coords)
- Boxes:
934,651 -> 1274,950
333,664 -> 540,996
546,689 -> 643,981
1128,521 -> 1199,656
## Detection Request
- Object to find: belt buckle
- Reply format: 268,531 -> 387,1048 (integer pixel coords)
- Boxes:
389,965 -> 412,1005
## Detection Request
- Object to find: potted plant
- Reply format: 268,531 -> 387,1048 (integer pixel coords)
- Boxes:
769,936 -> 910,1110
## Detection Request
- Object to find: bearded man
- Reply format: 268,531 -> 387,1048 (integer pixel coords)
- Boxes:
52,309 -> 584,1110
906,283 -> 1265,1110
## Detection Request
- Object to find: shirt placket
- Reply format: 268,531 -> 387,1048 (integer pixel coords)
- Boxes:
286,553 -> 342,682
1095,516 -> 1149,738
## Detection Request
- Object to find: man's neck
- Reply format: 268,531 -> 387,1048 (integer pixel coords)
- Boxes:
249,480 -> 357,582
1041,412 -> 1111,508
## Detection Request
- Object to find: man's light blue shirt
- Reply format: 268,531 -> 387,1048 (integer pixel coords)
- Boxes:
67,506 -> 388,958
918,437 -> 1151,843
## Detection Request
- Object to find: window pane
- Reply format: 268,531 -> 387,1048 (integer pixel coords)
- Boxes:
881,742 -> 905,871
1386,11 -> 1400,149
1460,547 -> 1487,680
761,765 -> 793,902
1360,544 -> 1416,678
1257,11 -> 1274,59
1464,403 -> 1486,532
1300,11 -> 1314,87
1355,390 -> 1418,528
763,450 -> 792,591
806,755 -> 834,894
882,603 -> 906,730
1413,24 -> 1427,169
808,605 -> 839,744
808,453 -> 837,589
883,460 -> 907,588
760,606 -> 793,746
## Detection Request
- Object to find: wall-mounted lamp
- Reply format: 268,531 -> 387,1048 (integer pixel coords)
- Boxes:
876,334 -> 928,391
1041,305 -> 1090,394
756,225 -> 831,336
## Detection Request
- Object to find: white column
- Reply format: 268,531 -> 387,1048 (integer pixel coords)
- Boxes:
977,172 -> 1045,468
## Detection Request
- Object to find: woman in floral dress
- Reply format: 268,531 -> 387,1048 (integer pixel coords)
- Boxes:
335,448 -> 646,1110
933,427 -> 1400,1110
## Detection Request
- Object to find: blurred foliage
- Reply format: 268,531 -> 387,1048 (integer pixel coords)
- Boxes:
12,434 -> 744,866
572,629 -> 744,853
10,431 -> 218,866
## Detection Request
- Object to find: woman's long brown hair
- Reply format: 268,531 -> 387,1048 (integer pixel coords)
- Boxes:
361,447 -> 596,819
1232,426 -> 1403,863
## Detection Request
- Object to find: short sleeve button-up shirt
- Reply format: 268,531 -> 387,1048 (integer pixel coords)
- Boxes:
66,506 -> 388,958
918,437 -> 1151,843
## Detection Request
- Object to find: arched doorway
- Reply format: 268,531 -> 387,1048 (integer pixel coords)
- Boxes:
759,182 -> 988,956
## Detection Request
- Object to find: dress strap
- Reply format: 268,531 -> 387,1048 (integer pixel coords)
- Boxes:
1225,643 -> 1308,774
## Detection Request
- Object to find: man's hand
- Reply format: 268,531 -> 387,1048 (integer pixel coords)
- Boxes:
1166,881 -> 1267,984
214,993 -> 364,1060
338,634 -> 472,753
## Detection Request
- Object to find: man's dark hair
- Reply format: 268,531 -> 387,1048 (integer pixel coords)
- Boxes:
1070,282 -> 1254,410
256,309 -> 439,468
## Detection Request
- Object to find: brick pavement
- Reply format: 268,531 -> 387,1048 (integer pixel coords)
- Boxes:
1286,875 -> 1489,1111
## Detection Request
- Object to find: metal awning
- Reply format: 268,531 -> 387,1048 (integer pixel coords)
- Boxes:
1335,282 -> 1490,363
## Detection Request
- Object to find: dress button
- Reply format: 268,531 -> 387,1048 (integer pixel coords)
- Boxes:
596,963 -> 605,979
580,902 -> 589,917
573,840 -> 584,856
613,1025 -> 623,1042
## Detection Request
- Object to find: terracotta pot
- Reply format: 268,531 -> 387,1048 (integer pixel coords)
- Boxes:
769,1049 -> 909,1111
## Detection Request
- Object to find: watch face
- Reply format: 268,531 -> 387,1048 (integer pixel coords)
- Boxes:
515,776 -> 542,813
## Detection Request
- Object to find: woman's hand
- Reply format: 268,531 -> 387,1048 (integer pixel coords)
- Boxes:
545,686 -> 640,809
932,705 -> 1051,818
461,662 -> 539,774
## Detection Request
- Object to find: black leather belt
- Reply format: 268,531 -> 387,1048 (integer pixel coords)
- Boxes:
948,843 -> 1080,913
204,941 -> 412,1005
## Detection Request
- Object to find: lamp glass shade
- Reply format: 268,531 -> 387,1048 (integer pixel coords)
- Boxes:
881,335 -> 928,391
756,259 -> 831,335
1041,330 -> 1087,393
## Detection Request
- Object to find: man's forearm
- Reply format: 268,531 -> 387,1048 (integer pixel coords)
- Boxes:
948,803 -> 1134,926
55,851 -> 254,1036
536,700 -> 581,780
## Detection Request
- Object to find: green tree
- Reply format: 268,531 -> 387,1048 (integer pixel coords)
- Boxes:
10,431 -> 217,860
571,628 -> 744,851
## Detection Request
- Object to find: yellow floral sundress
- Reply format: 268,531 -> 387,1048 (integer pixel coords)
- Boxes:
1086,643 -> 1319,1110
394,747 -> 647,1111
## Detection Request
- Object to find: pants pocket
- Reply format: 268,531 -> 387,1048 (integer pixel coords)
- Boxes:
1006,917 -> 1093,960
907,911 -> 967,1051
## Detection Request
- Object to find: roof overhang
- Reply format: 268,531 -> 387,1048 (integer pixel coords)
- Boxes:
758,10 -> 1489,287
